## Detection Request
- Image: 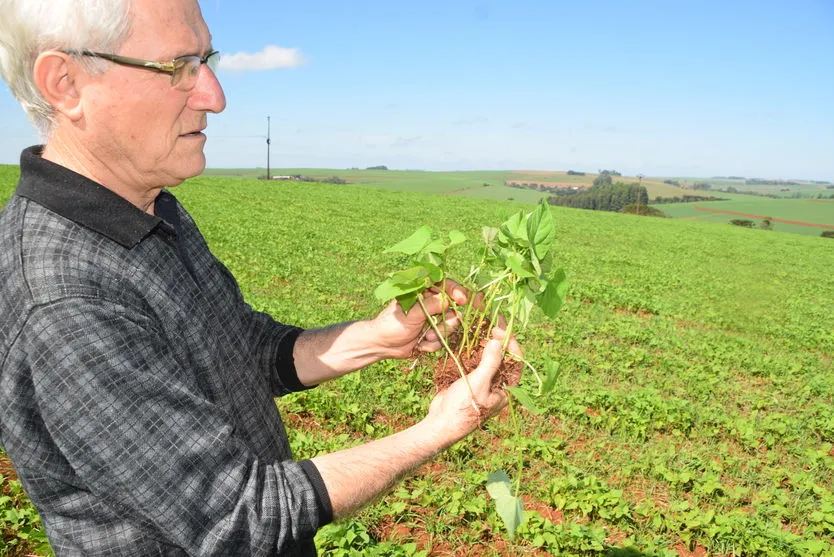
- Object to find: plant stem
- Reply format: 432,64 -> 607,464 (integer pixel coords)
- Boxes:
472,282 -> 501,356
507,394 -> 524,495
416,296 -> 479,412
521,358 -> 543,394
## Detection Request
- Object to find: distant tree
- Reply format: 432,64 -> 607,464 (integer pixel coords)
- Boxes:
759,217 -> 774,231
692,182 -> 712,191
566,170 -> 586,176
729,219 -> 755,228
822,230 -> 834,239
593,172 -> 613,187
621,204 -> 666,217
663,179 -> 681,186
366,165 -> 388,170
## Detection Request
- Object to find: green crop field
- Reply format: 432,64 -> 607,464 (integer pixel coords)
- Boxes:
665,177 -> 833,199
203,168 -> 698,207
660,197 -> 834,236
2,167 -> 834,556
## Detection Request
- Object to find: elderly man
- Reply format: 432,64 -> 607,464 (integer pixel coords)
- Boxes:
0,0 -> 513,555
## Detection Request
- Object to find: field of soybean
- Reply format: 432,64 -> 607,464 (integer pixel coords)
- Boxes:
2,165 -> 833,556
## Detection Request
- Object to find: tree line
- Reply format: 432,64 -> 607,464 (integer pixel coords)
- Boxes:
548,182 -> 648,212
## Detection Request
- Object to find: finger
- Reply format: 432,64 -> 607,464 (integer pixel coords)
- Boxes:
422,309 -> 460,340
412,289 -> 445,318
440,278 -> 468,306
489,318 -> 523,359
467,339 -> 503,390
416,339 -> 442,353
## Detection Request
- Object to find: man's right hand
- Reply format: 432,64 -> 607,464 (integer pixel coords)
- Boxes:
422,338 -> 510,448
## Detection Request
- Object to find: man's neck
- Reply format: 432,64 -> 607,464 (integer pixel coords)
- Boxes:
42,135 -> 160,215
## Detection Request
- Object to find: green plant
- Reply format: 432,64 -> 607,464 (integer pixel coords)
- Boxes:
0,474 -> 52,556
374,200 -> 568,538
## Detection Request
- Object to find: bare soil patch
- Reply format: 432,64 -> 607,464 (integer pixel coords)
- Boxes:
507,180 -> 586,189
431,326 -> 522,394
0,452 -> 18,482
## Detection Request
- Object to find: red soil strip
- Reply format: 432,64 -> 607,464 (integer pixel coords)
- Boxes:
507,180 -> 584,189
443,186 -> 486,195
692,206 -> 834,229
808,199 -> 834,204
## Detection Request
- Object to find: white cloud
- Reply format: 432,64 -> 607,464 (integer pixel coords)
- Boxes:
218,45 -> 307,72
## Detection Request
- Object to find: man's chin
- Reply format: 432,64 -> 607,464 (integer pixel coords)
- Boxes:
166,156 -> 207,187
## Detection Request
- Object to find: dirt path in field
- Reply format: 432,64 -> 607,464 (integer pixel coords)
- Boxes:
692,206 -> 834,229
506,180 -> 583,189
808,199 -> 834,204
443,185 -> 487,195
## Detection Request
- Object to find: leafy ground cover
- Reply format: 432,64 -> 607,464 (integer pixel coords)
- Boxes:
1,169 -> 832,555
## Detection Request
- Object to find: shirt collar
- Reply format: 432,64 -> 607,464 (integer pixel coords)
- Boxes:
15,145 -> 176,249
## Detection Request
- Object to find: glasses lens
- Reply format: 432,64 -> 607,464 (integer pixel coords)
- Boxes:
207,51 -> 220,72
171,56 -> 201,90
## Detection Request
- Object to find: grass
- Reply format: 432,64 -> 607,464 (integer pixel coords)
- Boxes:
1,168 -> 833,555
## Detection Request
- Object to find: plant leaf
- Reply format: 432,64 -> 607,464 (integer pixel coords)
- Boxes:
506,252 -> 536,279
416,261 -> 444,284
486,470 -> 526,540
448,230 -> 466,247
541,361 -> 560,395
384,226 -> 432,255
374,276 -> 424,302
374,278 -> 408,301
423,239 -> 447,255
388,266 -> 430,286
375,264 -> 438,304
482,226 -> 499,246
537,268 -> 567,318
499,211 -> 529,246
507,386 -> 547,415
396,291 -> 420,313
527,200 -> 556,260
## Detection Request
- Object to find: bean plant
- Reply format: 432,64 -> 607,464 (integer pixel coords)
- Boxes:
375,200 -> 568,538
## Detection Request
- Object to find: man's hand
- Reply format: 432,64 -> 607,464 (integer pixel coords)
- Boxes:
422,334 -> 515,446
311,328 -> 518,519
293,280 -> 468,386
369,279 -> 468,359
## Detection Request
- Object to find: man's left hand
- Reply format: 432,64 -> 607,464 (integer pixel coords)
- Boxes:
369,279 -> 467,359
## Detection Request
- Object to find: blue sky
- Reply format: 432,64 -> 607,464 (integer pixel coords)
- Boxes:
1,0 -> 833,179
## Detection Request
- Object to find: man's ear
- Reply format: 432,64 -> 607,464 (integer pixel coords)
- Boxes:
33,51 -> 84,122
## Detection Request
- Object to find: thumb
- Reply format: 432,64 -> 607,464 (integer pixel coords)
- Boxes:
469,339 -> 503,387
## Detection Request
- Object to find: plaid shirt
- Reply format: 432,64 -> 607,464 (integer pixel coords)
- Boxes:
0,147 -> 331,556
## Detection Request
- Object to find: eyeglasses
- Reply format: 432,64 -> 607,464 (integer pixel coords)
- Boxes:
65,50 -> 220,91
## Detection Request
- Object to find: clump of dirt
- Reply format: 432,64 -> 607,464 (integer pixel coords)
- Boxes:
431,322 -> 522,394
0,453 -> 18,483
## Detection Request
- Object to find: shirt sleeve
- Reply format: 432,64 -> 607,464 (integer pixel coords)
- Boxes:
206,252 -> 312,397
17,297 -> 330,555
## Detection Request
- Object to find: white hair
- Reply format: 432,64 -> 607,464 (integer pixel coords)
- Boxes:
0,0 -> 133,137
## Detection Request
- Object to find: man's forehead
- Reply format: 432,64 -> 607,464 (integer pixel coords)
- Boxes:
127,0 -> 211,55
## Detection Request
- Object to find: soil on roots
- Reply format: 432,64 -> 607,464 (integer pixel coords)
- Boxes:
431,324 -> 522,394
